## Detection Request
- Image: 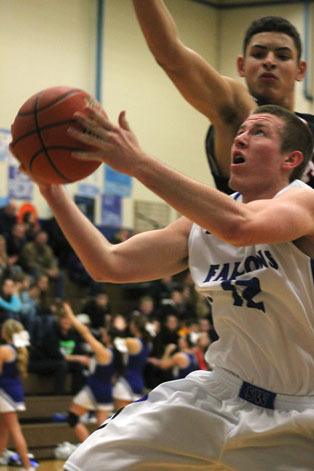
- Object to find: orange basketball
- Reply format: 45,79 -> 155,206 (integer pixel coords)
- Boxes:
10,86 -> 101,184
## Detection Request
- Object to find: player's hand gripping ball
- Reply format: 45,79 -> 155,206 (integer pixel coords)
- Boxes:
10,86 -> 101,184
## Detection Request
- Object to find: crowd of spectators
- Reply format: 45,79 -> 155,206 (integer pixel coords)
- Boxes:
0,199 -> 218,403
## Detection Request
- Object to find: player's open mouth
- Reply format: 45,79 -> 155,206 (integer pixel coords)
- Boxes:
232,154 -> 246,164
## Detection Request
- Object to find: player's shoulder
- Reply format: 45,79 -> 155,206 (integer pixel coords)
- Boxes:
278,179 -> 313,194
276,180 -> 314,206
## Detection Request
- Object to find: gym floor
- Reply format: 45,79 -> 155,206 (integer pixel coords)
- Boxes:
0,460 -> 65,470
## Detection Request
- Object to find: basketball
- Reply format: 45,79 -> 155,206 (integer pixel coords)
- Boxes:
10,86 -> 101,184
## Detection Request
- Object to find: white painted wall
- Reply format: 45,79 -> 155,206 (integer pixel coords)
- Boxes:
0,0 -> 97,217
103,0 -> 216,226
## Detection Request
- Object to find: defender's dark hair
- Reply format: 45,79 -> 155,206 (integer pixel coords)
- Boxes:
243,16 -> 302,61
252,104 -> 314,181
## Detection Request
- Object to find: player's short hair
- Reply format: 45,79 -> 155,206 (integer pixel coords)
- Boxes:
243,16 -> 302,61
252,104 -> 314,181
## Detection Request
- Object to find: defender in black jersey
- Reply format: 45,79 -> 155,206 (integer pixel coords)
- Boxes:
132,3 -> 314,191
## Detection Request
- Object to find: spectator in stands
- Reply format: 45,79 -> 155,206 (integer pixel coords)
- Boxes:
0,200 -> 18,240
0,236 -> 10,283
57,310 -> 89,394
148,334 -> 199,380
0,235 -> 24,284
152,313 -> 180,358
169,288 -> 197,322
28,312 -> 68,396
32,274 -> 52,315
42,217 -> 71,269
20,210 -> 41,242
80,287 -> 111,334
18,275 -> 39,335
181,271 -> 213,320
113,314 -> 151,410
181,274 -> 198,314
132,295 -> 156,318
0,278 -> 22,325
145,313 -> 180,389
194,332 -> 211,371
62,303 -> 117,443
109,314 -> 128,338
20,230 -> 64,300
149,275 -> 180,309
199,316 -> 219,343
0,319 -> 35,471
6,223 -> 28,270
66,249 -> 98,295
28,306 -> 88,396
131,295 -> 160,337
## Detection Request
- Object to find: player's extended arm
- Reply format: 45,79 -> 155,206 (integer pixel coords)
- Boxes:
132,0 -> 252,125
63,302 -> 110,363
148,351 -> 188,369
39,184 -> 190,284
130,166 -> 314,247
68,107 -> 314,248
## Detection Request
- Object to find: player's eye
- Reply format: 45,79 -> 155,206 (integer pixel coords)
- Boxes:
252,129 -> 265,136
251,51 -> 266,59
276,54 -> 291,61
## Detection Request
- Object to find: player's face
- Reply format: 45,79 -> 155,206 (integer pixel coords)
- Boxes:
237,32 -> 306,107
229,113 -> 287,197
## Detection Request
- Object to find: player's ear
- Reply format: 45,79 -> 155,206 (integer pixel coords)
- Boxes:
282,151 -> 304,171
237,55 -> 246,77
296,59 -> 306,82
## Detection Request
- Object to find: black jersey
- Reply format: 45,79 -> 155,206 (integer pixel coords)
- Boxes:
205,111 -> 314,194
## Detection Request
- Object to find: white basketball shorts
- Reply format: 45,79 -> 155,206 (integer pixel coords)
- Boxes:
64,368 -> 314,470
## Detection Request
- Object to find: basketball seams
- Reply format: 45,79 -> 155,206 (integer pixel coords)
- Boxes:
17,90 -> 84,117
32,95 -> 70,183
11,85 -> 100,184
12,119 -> 77,146
29,145 -> 88,174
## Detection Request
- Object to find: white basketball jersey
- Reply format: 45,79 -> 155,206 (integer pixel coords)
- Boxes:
189,180 -> 314,395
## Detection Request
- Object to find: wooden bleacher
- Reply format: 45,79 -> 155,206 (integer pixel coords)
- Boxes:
8,375 -> 97,459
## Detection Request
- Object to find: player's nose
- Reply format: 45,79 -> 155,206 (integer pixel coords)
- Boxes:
262,51 -> 276,68
234,132 -> 248,148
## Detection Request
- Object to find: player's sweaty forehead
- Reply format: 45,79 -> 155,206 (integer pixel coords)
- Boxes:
237,113 -> 283,133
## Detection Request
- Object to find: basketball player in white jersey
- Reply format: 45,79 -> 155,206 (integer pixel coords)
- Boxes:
12,104 -> 314,469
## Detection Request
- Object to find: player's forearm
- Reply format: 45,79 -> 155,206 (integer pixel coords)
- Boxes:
133,153 -> 248,245
39,186 -> 115,281
133,0 -> 182,67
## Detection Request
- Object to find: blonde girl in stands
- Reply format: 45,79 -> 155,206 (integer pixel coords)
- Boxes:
0,319 -> 35,471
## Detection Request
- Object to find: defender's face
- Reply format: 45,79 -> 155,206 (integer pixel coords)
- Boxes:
238,32 -> 305,106
229,113 -> 285,193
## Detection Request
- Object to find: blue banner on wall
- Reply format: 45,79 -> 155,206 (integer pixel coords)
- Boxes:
0,128 -> 11,162
76,183 -> 100,198
104,167 -> 132,197
8,166 -> 33,200
101,194 -> 121,227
